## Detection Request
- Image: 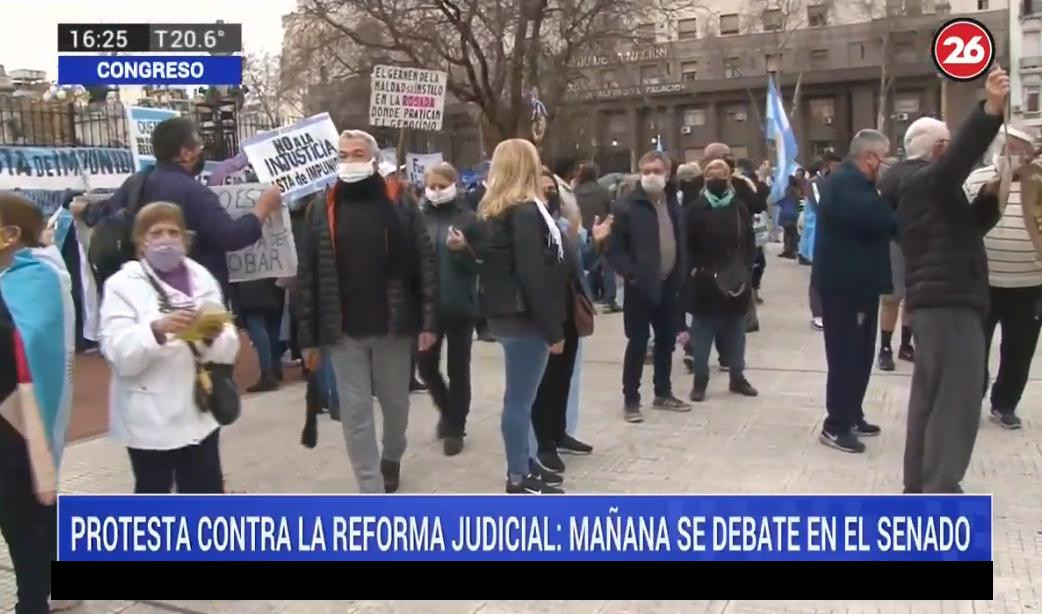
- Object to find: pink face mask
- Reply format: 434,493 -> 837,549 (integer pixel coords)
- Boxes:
144,238 -> 186,272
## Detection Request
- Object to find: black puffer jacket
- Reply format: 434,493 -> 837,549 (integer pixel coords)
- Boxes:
421,196 -> 482,322
682,189 -> 755,317
894,103 -> 1003,315
296,178 -> 438,349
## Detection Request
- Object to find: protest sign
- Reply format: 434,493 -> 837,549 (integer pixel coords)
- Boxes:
242,113 -> 339,201
379,147 -> 398,166
211,183 -> 297,282
0,146 -> 135,214
406,152 -> 444,187
369,65 -> 448,131
126,106 -> 179,171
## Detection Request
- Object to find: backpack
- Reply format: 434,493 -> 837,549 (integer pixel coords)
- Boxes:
87,168 -> 153,288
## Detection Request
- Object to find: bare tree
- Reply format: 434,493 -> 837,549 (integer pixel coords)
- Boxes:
855,0 -> 911,133
296,0 -> 699,153
241,52 -> 306,125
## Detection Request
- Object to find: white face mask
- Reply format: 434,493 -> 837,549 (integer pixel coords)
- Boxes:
641,173 -> 666,194
425,184 -> 457,205
338,161 -> 375,183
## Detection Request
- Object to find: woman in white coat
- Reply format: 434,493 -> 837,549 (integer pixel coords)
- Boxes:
100,202 -> 240,493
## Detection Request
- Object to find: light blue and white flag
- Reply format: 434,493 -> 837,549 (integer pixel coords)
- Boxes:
766,77 -> 798,204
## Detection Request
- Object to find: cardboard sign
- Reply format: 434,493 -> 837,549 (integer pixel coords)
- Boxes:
211,183 -> 297,282
369,65 -> 448,131
126,106 -> 179,171
406,152 -> 444,187
0,146 -> 135,214
242,113 -> 340,201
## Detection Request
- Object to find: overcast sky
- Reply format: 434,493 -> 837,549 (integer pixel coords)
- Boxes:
0,0 -> 297,78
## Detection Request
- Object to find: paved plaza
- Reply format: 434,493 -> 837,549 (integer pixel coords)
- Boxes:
3,245 -> 1040,612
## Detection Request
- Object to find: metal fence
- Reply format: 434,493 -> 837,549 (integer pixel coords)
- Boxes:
0,98 -> 277,160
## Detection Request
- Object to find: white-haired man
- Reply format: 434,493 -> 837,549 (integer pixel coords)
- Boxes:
296,129 -> 438,493
964,125 -> 1039,430
890,67 -> 1009,493
812,129 -> 895,454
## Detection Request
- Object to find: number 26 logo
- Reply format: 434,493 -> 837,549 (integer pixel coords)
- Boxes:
932,18 -> 995,81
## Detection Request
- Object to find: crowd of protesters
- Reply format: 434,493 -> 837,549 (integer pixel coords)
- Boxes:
0,63 -> 1035,610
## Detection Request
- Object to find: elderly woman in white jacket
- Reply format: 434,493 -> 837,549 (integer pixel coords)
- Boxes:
100,202 -> 239,494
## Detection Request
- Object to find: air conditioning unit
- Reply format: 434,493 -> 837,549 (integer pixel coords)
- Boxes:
824,117 -> 833,125
895,112 -> 910,121
681,126 -> 693,134
735,111 -> 748,122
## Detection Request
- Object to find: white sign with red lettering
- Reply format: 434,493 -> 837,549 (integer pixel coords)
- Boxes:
369,65 -> 448,131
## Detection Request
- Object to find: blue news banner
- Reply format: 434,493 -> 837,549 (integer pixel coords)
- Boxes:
57,495 -> 991,563
58,55 -> 242,86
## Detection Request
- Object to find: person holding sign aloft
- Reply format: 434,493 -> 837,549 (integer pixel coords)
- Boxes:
296,129 -> 438,494
893,66 -> 1009,493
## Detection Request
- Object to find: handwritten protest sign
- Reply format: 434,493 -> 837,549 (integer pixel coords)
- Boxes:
126,106 -> 179,171
369,65 -> 448,131
242,113 -> 340,201
406,152 -> 444,187
211,183 -> 297,282
0,146 -> 135,214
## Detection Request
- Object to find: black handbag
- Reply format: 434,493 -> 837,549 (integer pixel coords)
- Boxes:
711,207 -> 750,298
144,271 -> 241,426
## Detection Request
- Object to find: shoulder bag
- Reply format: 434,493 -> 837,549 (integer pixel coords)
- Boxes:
711,206 -> 750,298
144,271 -> 241,426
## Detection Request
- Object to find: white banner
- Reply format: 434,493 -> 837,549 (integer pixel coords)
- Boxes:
242,113 -> 340,201
212,183 -> 298,282
369,65 -> 448,131
406,152 -> 444,188
126,106 -> 179,171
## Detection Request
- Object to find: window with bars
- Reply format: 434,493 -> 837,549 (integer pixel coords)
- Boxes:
808,3 -> 829,27
683,107 -> 706,126
681,60 -> 699,82
724,57 -> 742,78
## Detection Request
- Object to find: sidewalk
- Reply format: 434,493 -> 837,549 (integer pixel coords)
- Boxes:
5,244 -> 1040,612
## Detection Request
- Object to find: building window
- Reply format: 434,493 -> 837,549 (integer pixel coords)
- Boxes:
724,57 -> 742,78
807,3 -> 829,27
810,48 -> 829,67
977,0 -> 988,8
763,9 -> 782,32
726,104 -> 748,122
608,113 -> 628,139
637,23 -> 656,43
601,69 -> 618,88
765,53 -> 782,74
683,107 -> 707,126
894,93 -> 920,114
809,98 -> 834,124
1028,0 -> 1040,16
678,17 -> 698,39
811,140 -> 835,156
1025,86 -> 1041,113
681,60 -> 699,82
640,64 -> 661,85
894,41 -> 917,63
720,13 -> 740,35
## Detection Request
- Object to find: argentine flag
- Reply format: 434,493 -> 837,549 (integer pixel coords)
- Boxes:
766,76 -> 799,204
0,246 -> 74,497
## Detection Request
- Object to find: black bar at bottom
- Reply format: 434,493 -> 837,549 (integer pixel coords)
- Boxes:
54,561 -> 992,600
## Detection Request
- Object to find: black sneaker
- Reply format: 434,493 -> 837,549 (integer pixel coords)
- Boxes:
653,395 -> 692,412
443,436 -> 464,456
819,430 -> 866,453
380,459 -> 401,493
536,449 -> 566,473
528,460 -> 564,487
990,409 -> 1023,430
729,377 -> 759,397
506,474 -> 564,494
853,419 -> 881,437
409,379 -> 428,393
624,403 -> 644,423
878,349 -> 895,371
557,435 -> 593,455
690,375 -> 708,403
898,345 -> 915,362
683,355 -> 694,374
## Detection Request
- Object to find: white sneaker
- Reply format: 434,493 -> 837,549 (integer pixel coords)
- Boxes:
811,317 -> 824,331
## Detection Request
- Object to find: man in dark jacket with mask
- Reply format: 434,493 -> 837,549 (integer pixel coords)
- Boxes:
573,163 -> 619,311
812,129 -> 895,454
894,67 -> 1009,494
77,117 -> 282,293
297,129 -> 438,494
606,150 -> 689,423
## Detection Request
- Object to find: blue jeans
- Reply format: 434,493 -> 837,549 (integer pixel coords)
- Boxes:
499,335 -> 550,477
244,309 -> 283,377
691,313 -> 746,382
600,258 -> 617,303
